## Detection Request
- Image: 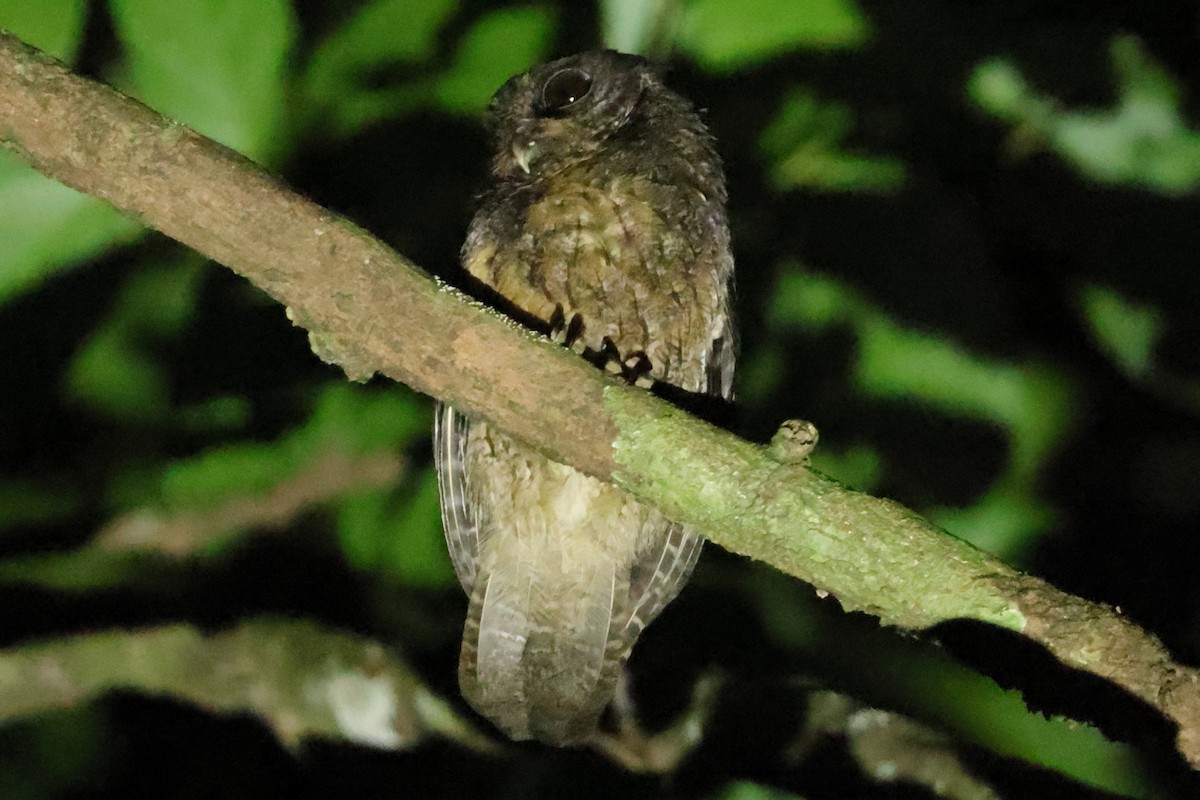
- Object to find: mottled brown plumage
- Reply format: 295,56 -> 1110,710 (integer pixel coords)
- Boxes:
435,50 -> 734,744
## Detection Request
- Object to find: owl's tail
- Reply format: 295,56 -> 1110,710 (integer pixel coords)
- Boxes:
459,555 -> 626,744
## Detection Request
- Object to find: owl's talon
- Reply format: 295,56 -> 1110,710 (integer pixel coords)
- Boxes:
598,338 -> 623,374
593,340 -> 656,387
548,304 -> 567,342
622,353 -> 656,388
549,306 -> 586,349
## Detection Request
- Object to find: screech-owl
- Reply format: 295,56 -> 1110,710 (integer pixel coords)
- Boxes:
434,50 -> 734,744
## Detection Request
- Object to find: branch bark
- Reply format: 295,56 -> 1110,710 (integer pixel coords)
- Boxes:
2,32 -> 1198,767
0,618 -> 496,753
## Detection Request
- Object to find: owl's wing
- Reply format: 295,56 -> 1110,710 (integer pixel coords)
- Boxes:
433,401 -> 479,592
623,523 -> 704,646
706,310 -> 737,401
621,315 -> 736,648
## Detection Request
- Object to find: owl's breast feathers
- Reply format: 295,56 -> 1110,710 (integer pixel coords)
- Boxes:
465,170 -> 730,390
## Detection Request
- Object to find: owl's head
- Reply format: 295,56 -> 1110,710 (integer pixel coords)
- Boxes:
484,50 -> 704,183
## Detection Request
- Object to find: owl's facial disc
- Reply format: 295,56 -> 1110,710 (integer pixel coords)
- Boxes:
488,51 -> 649,179
510,67 -> 596,175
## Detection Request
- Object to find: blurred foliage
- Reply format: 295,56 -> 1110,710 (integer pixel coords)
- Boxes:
300,3 -> 555,135
971,36 -> 1200,194
0,480 -> 82,530
759,263 -> 1070,558
0,0 -> 87,60
1077,283 -> 1200,415
432,5 -> 558,114
0,154 -> 142,303
675,0 -> 867,71
711,781 -> 805,800
1078,283 -> 1162,381
66,257 -> 210,422
2,0 -> 1200,798
107,0 -> 296,163
0,709 -> 107,800
338,464 -> 453,586
131,382 -> 426,511
729,569 -> 1152,797
601,0 -> 675,56
300,0 -> 457,134
760,88 -> 906,193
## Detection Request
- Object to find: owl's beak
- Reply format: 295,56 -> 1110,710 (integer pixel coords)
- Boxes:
512,140 -> 538,174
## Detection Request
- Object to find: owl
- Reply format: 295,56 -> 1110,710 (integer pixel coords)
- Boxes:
435,50 -> 734,744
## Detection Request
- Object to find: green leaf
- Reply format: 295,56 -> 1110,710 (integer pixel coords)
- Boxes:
0,0 -> 88,61
600,0 -> 676,55
111,383 -> 426,511
306,382 -> 430,456
930,487 -> 1054,558
66,259 -> 206,420
306,0 -> 457,95
809,444 -> 882,492
156,442 -> 308,510
0,550 -> 180,591
0,154 -> 142,304
767,266 -> 856,329
969,37 -> 1200,194
337,491 -> 391,573
0,2 -> 141,301
768,264 -> 1077,559
857,320 -> 1075,484
0,0 -> 87,62
0,480 -> 81,530
337,467 -> 455,587
108,0 -> 297,162
1078,284 -> 1162,380
435,6 -> 557,114
760,87 -> 905,193
69,326 -> 172,419
299,0 -> 458,135
711,780 -> 806,800
968,58 -> 1028,121
0,708 -> 106,799
384,467 -> 455,586
677,0 -> 867,73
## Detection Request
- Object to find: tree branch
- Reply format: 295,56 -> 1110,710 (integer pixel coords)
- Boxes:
3,32 -> 1198,767
95,446 -> 404,556
0,618 -> 496,753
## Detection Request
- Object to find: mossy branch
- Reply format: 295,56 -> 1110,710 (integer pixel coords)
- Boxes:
2,31 -> 1198,767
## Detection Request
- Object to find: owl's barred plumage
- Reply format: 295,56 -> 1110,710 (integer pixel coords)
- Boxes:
435,50 -> 734,744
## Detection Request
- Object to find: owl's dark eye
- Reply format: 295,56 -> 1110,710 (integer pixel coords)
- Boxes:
540,68 -> 593,115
